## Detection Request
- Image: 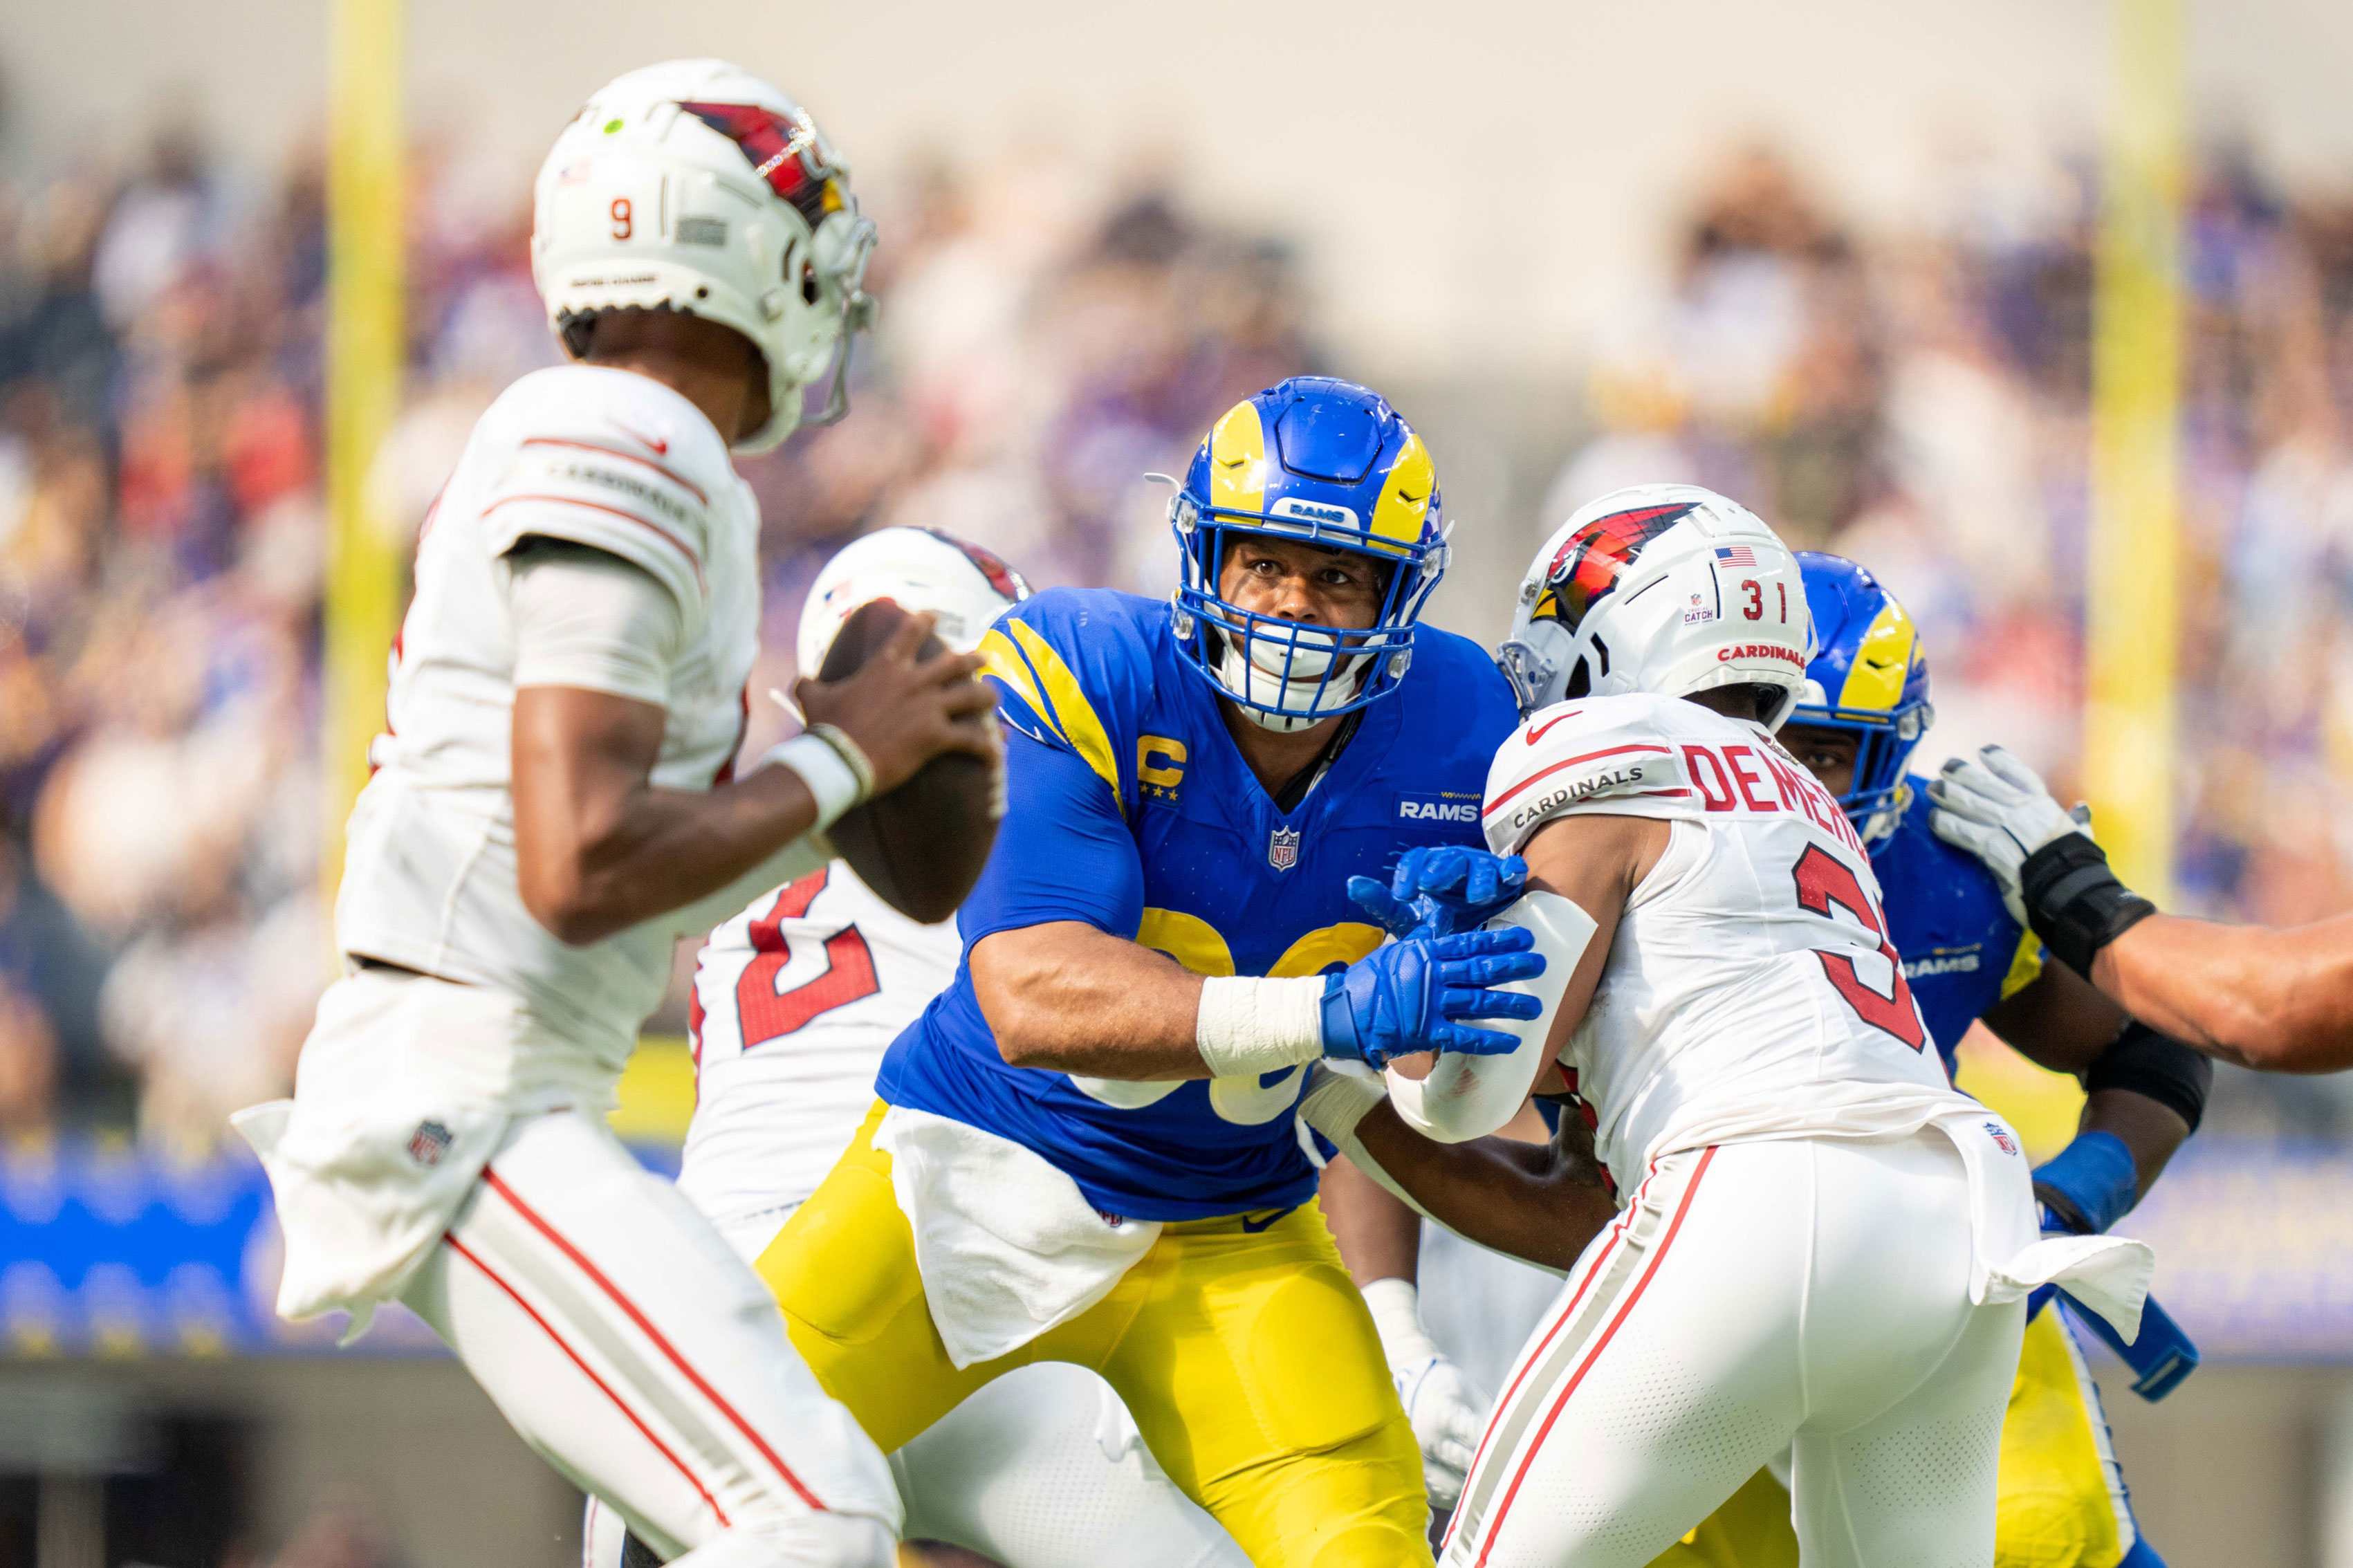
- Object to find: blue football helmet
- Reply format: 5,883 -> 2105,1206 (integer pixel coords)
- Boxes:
1165,378 -> 1448,732
1789,551 -> 1933,842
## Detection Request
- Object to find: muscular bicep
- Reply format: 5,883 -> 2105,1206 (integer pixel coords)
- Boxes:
957,726 -> 1144,945
510,685 -> 667,939
1515,812 -> 1670,1055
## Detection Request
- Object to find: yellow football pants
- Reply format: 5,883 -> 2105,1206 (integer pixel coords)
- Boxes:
757,1103 -> 1432,1568
1645,1305 -> 2138,1568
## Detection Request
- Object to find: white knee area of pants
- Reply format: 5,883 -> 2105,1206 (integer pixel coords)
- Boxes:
669,1513 -> 896,1568
892,1363 -> 1246,1568
404,1112 -> 901,1558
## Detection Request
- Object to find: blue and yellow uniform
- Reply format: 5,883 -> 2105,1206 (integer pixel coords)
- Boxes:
1657,555 -> 2157,1568
759,380 -> 1521,1568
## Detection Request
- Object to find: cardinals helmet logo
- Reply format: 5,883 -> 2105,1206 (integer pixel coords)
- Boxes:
1531,502 -> 1697,635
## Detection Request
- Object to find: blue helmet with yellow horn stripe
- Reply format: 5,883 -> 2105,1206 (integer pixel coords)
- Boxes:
1166,377 -> 1448,732
1791,551 -> 1933,842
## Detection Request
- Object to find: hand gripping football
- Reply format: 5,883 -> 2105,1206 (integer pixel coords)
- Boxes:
816,599 -> 999,924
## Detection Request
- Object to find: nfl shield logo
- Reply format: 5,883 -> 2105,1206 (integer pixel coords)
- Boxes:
1267,827 -> 1301,871
408,1120 -> 453,1167
1984,1120 -> 2018,1157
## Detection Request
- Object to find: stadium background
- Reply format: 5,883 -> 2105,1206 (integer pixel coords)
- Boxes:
1,0 -> 2352,1562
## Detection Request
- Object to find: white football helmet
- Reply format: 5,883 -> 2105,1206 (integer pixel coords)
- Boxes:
1495,483 -> 1813,727
533,59 -> 878,454
797,527 -> 1032,672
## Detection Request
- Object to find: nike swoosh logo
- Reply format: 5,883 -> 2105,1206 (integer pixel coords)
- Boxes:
1240,1210 -> 1287,1233
1525,709 -> 1583,745
613,422 -> 669,456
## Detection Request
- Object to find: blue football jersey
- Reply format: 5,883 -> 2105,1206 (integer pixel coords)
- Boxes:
1872,779 -> 2045,1073
875,587 -> 1520,1221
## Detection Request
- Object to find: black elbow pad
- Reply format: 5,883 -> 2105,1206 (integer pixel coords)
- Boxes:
2085,1020 -> 2213,1134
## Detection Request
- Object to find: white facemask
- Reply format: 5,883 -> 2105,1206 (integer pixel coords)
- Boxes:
1217,625 -> 1365,733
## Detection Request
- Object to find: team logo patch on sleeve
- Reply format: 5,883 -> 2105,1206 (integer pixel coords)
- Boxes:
1396,791 -> 1480,824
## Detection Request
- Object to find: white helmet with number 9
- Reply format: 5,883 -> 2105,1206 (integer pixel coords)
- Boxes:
1495,483 -> 1813,727
796,526 -> 1032,674
533,59 -> 878,454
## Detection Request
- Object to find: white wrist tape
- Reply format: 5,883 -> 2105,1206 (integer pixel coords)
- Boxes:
1194,975 -> 1327,1078
762,733 -> 867,833
1360,1277 -> 1441,1374
1298,1061 -> 1386,1147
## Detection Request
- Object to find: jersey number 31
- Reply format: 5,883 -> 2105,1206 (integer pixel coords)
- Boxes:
1791,845 -> 1926,1052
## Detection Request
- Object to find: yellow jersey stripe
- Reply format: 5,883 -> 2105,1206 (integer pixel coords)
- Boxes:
1006,618 -> 1124,811
1999,925 -> 2047,1001
977,628 -> 1051,728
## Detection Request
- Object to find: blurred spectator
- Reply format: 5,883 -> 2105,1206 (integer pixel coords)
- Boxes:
6,103 -> 2351,1143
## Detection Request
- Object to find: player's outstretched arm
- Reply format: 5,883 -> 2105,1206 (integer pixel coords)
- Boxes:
513,606 -> 994,946
1981,962 -> 2201,1225
1304,1073 -> 1617,1275
972,921 -> 1545,1080
1931,746 -> 2353,1071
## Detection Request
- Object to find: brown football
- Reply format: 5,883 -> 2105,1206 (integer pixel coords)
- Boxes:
817,599 -> 1001,925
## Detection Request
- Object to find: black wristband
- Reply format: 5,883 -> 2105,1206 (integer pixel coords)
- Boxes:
2085,1020 -> 2213,1134
2018,832 -> 2157,978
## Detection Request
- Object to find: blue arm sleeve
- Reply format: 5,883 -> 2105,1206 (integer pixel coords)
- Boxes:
957,724 -> 1144,947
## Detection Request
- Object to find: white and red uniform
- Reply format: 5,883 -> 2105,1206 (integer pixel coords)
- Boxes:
1436,693 -> 2143,1568
606,860 -> 1248,1568
236,363 -> 896,1568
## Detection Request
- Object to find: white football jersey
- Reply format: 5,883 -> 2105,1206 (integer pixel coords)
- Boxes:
336,364 -> 763,1080
1482,692 -> 1969,1193
678,860 -> 961,1227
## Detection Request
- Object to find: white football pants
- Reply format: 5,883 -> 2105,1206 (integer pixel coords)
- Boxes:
584,1206 -> 1248,1568
1441,1132 -> 2024,1568
399,1111 -> 898,1568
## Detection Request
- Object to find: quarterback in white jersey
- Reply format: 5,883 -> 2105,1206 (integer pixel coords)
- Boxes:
1304,486 -> 2154,1568
587,527 -> 1248,1568
234,63 -> 1000,1568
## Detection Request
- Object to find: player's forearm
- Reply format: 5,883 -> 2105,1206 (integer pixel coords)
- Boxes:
1320,1157 -> 1425,1286
2094,914 -> 2353,1071
526,766 -> 824,945
970,923 -> 1212,1078
2078,1089 -> 2189,1199
1352,1103 -> 1614,1274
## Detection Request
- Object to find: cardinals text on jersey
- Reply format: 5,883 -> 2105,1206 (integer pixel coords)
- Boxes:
1479,691 -> 1971,1193
875,587 -> 1521,1221
337,363 -> 762,1073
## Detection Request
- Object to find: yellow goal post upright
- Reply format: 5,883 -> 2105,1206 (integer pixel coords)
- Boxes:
322,0 -> 406,920
2084,0 -> 2186,903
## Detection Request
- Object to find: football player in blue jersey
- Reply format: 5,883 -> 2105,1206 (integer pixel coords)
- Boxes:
750,377 -> 1545,1568
1649,551 -> 2209,1568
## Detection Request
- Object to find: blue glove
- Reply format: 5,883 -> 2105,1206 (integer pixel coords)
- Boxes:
2060,1290 -> 2201,1401
1349,847 -> 1531,939
2033,1130 -> 2140,1235
1319,927 -> 1546,1069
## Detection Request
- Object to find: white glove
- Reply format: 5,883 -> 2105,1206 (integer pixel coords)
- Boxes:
1926,746 -> 2093,928
1361,1277 -> 1488,1510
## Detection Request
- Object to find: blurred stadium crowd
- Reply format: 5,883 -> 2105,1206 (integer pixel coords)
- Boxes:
0,112 -> 2350,1154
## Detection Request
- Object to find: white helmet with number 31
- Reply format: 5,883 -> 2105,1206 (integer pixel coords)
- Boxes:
533,59 -> 878,454
1495,483 -> 1813,727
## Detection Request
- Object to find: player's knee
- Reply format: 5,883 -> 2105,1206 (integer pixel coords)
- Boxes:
1235,1264 -> 1398,1452
720,1511 -> 896,1568
1308,1519 -> 1431,1568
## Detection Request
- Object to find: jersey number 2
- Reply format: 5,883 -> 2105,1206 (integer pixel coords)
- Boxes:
737,867 -> 880,1046
1790,844 -> 1926,1051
